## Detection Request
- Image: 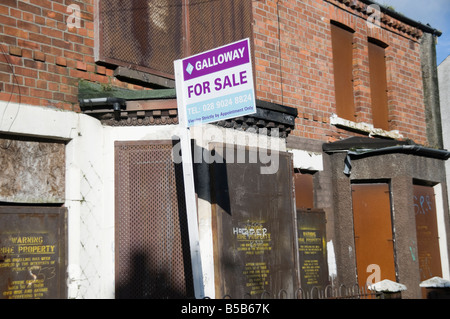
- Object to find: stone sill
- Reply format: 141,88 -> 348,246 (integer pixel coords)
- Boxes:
330,113 -> 404,140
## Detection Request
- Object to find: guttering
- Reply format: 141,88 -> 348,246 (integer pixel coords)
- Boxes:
325,144 -> 450,176
360,0 -> 442,37
78,97 -> 126,120
347,145 -> 450,160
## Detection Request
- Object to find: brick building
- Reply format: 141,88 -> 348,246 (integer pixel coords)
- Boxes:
0,0 -> 449,299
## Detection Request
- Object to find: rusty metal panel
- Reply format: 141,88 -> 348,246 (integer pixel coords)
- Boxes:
368,41 -> 389,130
294,172 -> 314,209
331,22 -> 356,121
188,0 -> 253,56
413,185 -> 442,281
0,206 -> 67,299
97,0 -> 253,79
297,209 -> 329,293
211,144 -> 298,298
98,0 -> 184,79
0,136 -> 65,204
352,183 -> 396,287
114,140 -> 194,299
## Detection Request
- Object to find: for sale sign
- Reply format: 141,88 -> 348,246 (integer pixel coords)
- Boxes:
174,38 -> 256,127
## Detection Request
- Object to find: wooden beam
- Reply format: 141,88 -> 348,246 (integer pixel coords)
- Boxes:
114,66 -> 176,88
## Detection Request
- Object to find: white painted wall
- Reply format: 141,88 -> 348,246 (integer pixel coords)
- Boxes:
439,56 -> 450,280
0,101 -> 288,298
0,102 -> 183,298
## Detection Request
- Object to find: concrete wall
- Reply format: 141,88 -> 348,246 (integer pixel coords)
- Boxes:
329,152 -> 450,298
421,33 -> 443,149
438,58 -> 450,272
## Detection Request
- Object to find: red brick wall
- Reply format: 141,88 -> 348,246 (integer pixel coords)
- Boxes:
253,0 -> 428,145
0,0 -> 428,145
0,0 -> 143,112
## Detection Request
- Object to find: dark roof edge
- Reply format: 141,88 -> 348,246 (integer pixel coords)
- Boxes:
323,137 -> 450,160
322,136 -> 411,152
360,0 -> 442,37
79,81 -> 298,118
256,99 -> 298,117
347,145 -> 450,160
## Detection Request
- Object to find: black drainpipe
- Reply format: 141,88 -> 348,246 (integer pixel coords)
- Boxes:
78,97 -> 126,121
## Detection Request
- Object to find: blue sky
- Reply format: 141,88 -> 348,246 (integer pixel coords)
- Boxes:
379,0 -> 450,65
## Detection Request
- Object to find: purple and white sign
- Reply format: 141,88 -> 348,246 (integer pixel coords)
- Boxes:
175,38 -> 256,127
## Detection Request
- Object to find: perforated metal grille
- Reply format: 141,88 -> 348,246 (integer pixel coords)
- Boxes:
97,0 -> 253,78
115,141 -> 194,299
99,0 -> 184,78
188,0 -> 253,56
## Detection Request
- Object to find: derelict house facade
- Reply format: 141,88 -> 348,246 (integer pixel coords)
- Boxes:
0,0 -> 448,299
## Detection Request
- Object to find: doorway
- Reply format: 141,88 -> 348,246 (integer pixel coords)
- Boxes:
352,183 -> 396,288
114,140 -> 194,299
413,184 -> 443,282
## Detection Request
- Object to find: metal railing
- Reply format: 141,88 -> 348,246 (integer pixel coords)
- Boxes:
211,283 -> 385,299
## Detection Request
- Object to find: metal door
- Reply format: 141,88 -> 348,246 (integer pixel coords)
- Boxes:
114,140 -> 194,299
210,144 -> 298,298
414,185 -> 442,282
352,183 -> 396,288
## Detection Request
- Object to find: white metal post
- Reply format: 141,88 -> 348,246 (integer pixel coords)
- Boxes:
174,59 -> 205,299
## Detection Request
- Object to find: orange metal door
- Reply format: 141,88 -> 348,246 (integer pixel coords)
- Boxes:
413,185 -> 442,282
352,183 -> 396,288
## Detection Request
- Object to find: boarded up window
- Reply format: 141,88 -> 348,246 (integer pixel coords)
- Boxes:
368,39 -> 389,130
352,183 -> 396,288
294,171 -> 314,209
331,22 -> 355,121
210,144 -> 298,298
96,0 -> 253,79
114,140 -> 194,299
0,136 -> 65,204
